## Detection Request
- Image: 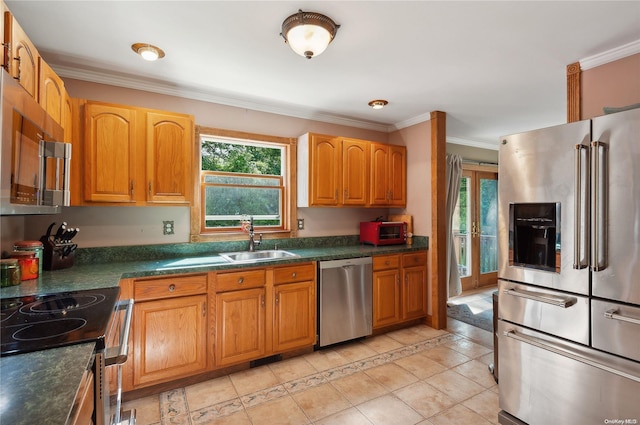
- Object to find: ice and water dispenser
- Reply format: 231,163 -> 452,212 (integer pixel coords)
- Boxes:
509,203 -> 560,272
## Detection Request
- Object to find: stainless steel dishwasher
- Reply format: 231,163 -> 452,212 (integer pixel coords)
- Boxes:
318,257 -> 373,347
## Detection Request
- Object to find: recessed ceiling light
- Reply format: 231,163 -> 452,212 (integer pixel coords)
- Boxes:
368,100 -> 388,110
131,43 -> 165,61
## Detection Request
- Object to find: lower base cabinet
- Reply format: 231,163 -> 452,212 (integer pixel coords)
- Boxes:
373,250 -> 428,329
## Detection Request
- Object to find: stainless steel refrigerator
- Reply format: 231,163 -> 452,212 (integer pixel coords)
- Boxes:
497,107 -> 640,425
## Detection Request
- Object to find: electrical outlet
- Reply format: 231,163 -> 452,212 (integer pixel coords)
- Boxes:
297,219 -> 304,230
163,220 -> 175,235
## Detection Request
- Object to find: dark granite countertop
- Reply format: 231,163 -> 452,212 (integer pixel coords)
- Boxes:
0,237 -> 428,424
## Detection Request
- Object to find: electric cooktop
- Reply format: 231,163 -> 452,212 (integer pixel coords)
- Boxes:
0,287 -> 120,356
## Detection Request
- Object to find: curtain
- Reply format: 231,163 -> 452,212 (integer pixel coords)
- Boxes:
445,154 -> 463,299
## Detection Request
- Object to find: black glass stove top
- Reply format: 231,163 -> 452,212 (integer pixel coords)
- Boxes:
0,287 -> 120,356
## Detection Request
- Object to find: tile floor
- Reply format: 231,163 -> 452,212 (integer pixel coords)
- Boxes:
123,317 -> 498,425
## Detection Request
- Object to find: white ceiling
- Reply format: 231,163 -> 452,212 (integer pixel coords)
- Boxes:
6,1 -> 640,149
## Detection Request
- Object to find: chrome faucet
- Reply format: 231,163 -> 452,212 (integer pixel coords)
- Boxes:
248,216 -> 262,252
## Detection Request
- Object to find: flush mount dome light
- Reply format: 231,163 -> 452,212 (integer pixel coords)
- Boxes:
131,43 -> 165,61
281,9 -> 340,59
368,100 -> 388,110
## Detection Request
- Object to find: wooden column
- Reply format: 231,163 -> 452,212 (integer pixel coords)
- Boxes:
567,62 -> 581,123
430,111 -> 447,329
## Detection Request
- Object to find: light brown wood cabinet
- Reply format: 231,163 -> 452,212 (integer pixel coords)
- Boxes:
38,58 -> 65,125
373,250 -> 428,329
127,274 -> 209,389
215,262 -> 316,367
81,101 -> 194,205
298,132 -> 404,207
370,142 -> 407,207
5,13 -> 38,99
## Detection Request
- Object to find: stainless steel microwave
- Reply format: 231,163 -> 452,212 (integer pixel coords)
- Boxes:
1,70 -> 71,215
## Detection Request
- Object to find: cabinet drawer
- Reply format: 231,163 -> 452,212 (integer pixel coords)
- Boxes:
274,263 -> 316,284
403,251 -> 427,267
373,254 -> 400,271
216,269 -> 266,292
134,274 -> 207,301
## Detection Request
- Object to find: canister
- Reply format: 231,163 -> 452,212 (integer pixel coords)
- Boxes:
10,251 -> 39,280
1,259 -> 21,287
14,240 -> 44,276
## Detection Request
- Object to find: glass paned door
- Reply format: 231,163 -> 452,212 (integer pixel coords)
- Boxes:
453,169 -> 498,292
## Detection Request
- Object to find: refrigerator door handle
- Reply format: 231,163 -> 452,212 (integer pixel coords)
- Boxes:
504,288 -> 577,308
590,141 -> 607,272
574,143 -> 589,269
604,309 -> 640,326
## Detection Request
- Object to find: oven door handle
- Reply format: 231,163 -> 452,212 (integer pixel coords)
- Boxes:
105,298 -> 134,367
504,288 -> 577,308
503,329 -> 640,383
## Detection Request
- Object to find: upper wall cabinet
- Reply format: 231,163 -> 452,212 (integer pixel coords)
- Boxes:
80,101 -> 194,206
5,13 -> 39,99
38,58 -> 65,126
370,142 -> 406,207
298,132 -> 405,208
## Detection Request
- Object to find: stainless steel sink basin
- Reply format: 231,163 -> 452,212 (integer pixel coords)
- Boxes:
219,250 -> 300,263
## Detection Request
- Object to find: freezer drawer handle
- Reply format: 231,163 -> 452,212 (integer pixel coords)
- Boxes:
504,288 -> 576,308
604,309 -> 640,326
105,298 -> 135,366
504,329 -> 640,383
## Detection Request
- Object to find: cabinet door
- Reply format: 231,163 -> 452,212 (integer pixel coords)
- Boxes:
309,134 -> 341,206
373,269 -> 401,328
342,138 -> 369,206
402,266 -> 428,319
8,16 -> 38,99
216,287 -> 266,366
273,281 -> 316,352
146,112 -> 193,203
369,143 -> 390,206
133,294 -> 208,387
84,103 -> 137,203
38,58 -> 64,125
388,145 -> 407,206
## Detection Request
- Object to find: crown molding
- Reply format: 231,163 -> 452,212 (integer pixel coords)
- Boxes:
53,64 -> 391,133
579,39 -> 640,70
391,111 -> 432,130
446,136 -> 499,151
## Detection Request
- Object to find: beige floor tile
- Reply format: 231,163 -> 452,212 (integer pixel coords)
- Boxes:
334,342 -> 378,363
229,365 -> 280,395
315,407 -> 374,425
361,334 -> 404,353
122,394 -> 160,425
185,376 -> 239,411
357,394 -> 423,425
292,382 -> 352,422
304,348 -> 351,372
429,404 -> 493,425
446,319 -> 493,349
394,353 -> 447,380
421,345 -> 472,368
424,370 -> 485,403
445,338 -> 493,359
452,359 -> 497,388
269,356 -> 317,383
462,389 -> 500,424
394,381 -> 457,419
196,409 -> 253,425
364,363 -> 419,391
330,371 -> 388,405
246,395 -> 310,425
477,352 -> 495,366
407,325 -> 449,341
385,326 -> 430,345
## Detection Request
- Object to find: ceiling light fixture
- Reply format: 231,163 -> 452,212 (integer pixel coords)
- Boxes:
368,100 -> 388,110
131,43 -> 165,61
281,9 -> 340,59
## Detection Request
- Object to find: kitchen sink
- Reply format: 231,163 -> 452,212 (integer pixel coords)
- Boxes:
219,250 -> 300,264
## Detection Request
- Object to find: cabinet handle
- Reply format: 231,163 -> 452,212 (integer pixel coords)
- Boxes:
168,284 -> 176,292
202,302 -> 206,317
344,189 -> 348,199
148,182 -> 152,196
130,180 -> 134,197
12,56 -> 20,82
238,277 -> 244,284
261,295 -> 265,307
275,294 -> 279,305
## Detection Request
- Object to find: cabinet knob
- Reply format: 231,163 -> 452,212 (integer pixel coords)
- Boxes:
238,277 -> 244,284
385,260 -> 390,265
292,272 -> 297,278
169,284 -> 176,292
